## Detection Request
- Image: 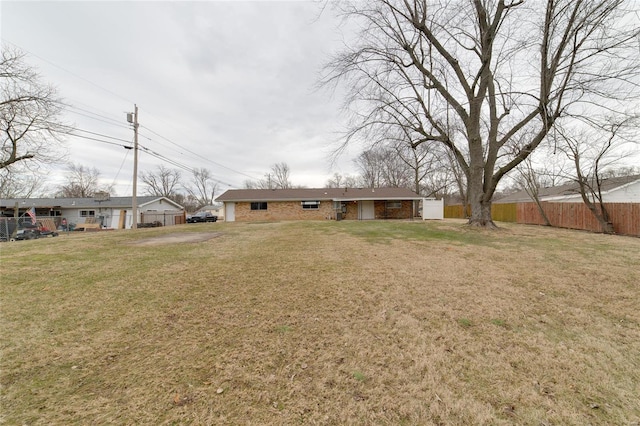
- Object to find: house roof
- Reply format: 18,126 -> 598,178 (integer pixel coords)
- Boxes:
495,174 -> 640,204
216,187 -> 423,202
0,196 -> 184,210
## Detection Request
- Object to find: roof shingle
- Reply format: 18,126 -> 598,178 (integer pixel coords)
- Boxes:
216,187 -> 422,202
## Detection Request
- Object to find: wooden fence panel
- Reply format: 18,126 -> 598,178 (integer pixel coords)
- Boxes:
492,203 -> 517,222
444,205 -> 466,219
444,204 -> 517,222
517,202 -> 639,236
607,203 -> 639,236
445,202 -> 639,236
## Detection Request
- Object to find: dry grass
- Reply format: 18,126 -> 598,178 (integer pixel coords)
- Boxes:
1,220 -> 639,425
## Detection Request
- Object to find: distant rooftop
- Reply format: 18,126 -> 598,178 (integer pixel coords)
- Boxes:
496,174 -> 640,204
0,196 -> 183,209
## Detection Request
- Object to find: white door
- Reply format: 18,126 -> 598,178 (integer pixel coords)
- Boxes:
225,202 -> 235,222
359,200 -> 375,220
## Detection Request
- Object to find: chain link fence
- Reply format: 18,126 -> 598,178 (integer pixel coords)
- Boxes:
1,211 -> 186,241
0,216 -> 62,241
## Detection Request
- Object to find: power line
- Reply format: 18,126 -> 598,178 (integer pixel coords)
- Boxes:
67,133 -> 131,149
63,99 -> 126,124
40,122 -> 133,147
61,103 -> 129,130
139,124 -> 260,181
2,39 -> 133,104
138,143 -> 195,174
10,118 -> 132,149
68,127 -> 132,144
110,146 -> 132,189
3,39 -> 249,188
138,143 -> 236,187
30,117 -> 236,187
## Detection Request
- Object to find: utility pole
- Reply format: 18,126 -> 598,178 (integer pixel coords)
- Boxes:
127,105 -> 139,229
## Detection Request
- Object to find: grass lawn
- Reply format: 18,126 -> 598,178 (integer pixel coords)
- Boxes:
1,220 -> 639,425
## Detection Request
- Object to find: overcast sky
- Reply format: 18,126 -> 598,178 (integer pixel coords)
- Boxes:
1,1 -> 360,196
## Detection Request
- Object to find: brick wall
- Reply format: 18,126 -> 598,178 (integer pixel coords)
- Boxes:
374,200 -> 413,219
233,199 -> 416,222
342,202 -> 358,220
234,201 -> 335,221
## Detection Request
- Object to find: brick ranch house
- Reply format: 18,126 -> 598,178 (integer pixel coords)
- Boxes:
215,187 -> 423,222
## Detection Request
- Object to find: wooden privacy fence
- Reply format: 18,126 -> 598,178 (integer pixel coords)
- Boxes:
517,202 -> 639,236
443,203 -> 517,222
443,204 -> 469,219
445,202 -> 640,236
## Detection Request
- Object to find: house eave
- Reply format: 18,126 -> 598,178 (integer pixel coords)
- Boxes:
219,196 -> 422,203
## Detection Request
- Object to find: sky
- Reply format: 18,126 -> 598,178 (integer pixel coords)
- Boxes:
1,1 -> 361,197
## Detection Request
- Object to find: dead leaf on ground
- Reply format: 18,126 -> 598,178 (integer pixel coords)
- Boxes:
173,393 -> 192,406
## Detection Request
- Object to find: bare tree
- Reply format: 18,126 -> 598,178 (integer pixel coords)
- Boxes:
244,162 -> 294,189
600,166 -> 640,178
141,165 -> 182,199
393,142 -> 451,195
355,148 -> 386,188
242,179 -> 258,189
557,116 -> 638,233
171,193 -> 198,213
419,151 -> 458,199
57,163 -> 112,198
325,172 -> 345,188
325,172 -> 359,188
515,156 -> 553,226
1,47 -> 67,171
513,146 -> 569,226
380,146 -> 412,188
185,168 -> 218,210
323,0 -> 640,227
271,162 -> 292,189
0,166 -> 50,198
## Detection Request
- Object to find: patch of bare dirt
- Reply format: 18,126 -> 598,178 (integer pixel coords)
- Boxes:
128,232 -> 222,246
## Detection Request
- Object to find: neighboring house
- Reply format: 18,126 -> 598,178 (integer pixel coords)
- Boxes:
0,195 -> 185,229
495,175 -> 640,204
215,187 -> 423,222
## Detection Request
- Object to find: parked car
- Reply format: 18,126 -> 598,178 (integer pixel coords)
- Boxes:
186,212 -> 218,223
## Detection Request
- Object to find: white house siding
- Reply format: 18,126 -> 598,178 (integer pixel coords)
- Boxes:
548,180 -> 640,203
602,180 -> 640,203
140,199 -> 175,211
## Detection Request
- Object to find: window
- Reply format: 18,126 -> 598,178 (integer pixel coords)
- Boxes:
250,202 -> 268,211
386,201 -> 402,209
80,210 -> 96,217
301,201 -> 320,210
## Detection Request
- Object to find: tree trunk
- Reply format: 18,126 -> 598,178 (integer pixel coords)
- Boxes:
466,156 -> 497,228
467,171 -> 497,228
586,202 -> 615,234
468,197 -> 497,228
533,199 -> 552,226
